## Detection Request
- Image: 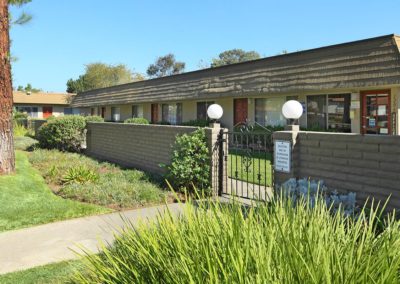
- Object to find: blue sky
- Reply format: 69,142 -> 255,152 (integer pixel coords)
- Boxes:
10,0 -> 400,93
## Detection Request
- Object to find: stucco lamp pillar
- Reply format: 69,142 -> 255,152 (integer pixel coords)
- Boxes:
282,100 -> 303,131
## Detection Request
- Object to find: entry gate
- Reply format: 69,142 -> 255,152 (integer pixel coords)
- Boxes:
213,123 -> 274,201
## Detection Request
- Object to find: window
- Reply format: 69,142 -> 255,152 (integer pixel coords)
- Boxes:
255,97 -> 286,126
111,107 -> 121,122
307,94 -> 351,132
16,106 -> 38,118
328,94 -> 351,132
162,103 -> 182,125
307,95 -> 327,130
132,105 -> 143,118
64,108 -> 73,115
197,101 -> 214,120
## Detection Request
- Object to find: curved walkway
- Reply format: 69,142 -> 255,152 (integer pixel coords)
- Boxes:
0,203 -> 184,275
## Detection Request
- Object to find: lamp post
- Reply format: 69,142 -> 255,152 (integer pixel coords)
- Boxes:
282,100 -> 303,131
207,103 -> 223,128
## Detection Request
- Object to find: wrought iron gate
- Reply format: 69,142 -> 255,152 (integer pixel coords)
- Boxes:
214,123 -> 274,201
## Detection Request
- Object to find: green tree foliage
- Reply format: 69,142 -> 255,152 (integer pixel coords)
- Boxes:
211,49 -> 261,67
16,83 -> 41,92
9,0 -> 32,25
146,54 -> 185,78
66,63 -> 143,93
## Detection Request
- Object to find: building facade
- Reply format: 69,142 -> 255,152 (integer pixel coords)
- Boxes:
72,34 -> 400,135
13,91 -> 77,119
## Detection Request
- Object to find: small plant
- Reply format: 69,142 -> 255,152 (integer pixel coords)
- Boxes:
13,124 -> 28,137
124,117 -> 149,124
164,128 -> 210,194
85,115 -> 104,123
62,166 -> 99,185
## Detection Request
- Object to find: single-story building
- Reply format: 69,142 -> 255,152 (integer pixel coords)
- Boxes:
72,34 -> 400,135
13,91 -> 78,118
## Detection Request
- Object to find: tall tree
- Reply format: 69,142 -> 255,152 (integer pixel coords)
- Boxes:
16,82 -> 41,92
211,49 -> 260,67
0,0 -> 31,174
66,63 -> 142,93
146,54 -> 185,78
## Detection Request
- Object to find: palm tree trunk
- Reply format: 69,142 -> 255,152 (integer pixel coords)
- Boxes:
0,0 -> 15,174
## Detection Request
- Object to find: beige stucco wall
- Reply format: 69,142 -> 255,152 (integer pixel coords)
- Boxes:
182,101 -> 196,122
82,85 -> 400,134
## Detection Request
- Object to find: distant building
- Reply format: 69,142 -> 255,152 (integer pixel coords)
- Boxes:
72,34 -> 400,135
13,91 -> 78,119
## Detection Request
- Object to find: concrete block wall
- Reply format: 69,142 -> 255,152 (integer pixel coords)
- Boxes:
86,123 -> 224,194
274,131 -> 400,209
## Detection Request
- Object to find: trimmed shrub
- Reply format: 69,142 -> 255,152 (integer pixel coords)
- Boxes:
124,117 -> 149,124
164,128 -> 210,194
180,119 -> 209,127
37,116 -> 86,152
84,115 -> 104,123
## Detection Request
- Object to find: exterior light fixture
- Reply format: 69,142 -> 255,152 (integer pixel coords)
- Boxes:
207,104 -> 223,128
282,100 -> 303,131
207,104 -> 223,121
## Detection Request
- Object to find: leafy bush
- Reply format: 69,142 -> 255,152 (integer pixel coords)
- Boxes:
84,115 -> 104,123
12,109 -> 28,127
72,198 -> 400,283
124,117 -> 149,124
62,166 -> 99,184
13,124 -> 29,137
37,115 -> 86,152
164,128 -> 210,194
29,149 -> 166,209
180,119 -> 209,127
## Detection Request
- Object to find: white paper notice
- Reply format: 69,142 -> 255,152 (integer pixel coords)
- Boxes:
378,105 -> 386,116
274,141 -> 291,173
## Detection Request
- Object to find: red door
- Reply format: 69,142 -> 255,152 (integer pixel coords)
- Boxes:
42,106 -> 53,119
101,107 -> 106,118
361,90 -> 391,135
151,104 -> 159,123
234,98 -> 248,126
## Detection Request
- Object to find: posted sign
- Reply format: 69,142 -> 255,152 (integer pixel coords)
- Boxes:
274,141 -> 291,173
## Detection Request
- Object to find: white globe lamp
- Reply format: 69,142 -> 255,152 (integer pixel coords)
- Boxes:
207,104 -> 223,128
207,104 -> 223,121
282,100 -> 303,130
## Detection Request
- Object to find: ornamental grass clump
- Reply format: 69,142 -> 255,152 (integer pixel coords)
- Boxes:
73,197 -> 400,283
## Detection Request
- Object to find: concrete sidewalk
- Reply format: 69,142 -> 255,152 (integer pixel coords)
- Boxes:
0,203 -> 184,275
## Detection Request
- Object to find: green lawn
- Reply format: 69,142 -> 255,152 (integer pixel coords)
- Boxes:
0,151 -> 110,232
0,260 -> 80,284
228,150 -> 272,186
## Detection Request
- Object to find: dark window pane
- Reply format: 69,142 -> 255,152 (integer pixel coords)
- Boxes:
327,94 -> 351,132
197,101 -> 214,120
307,95 -> 326,130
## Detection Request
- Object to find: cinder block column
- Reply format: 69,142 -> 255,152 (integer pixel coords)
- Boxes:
272,129 -> 300,187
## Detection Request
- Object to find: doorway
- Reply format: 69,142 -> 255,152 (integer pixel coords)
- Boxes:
151,104 -> 159,123
361,90 -> 391,135
234,98 -> 248,126
42,106 -> 53,119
